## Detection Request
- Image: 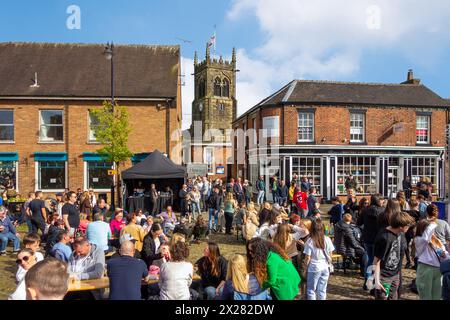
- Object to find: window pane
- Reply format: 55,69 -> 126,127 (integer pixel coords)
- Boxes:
39,161 -> 65,189
0,110 -> 13,125
40,125 -> 63,141
0,126 -> 14,141
41,110 -> 63,125
88,162 -> 113,189
0,161 -> 16,189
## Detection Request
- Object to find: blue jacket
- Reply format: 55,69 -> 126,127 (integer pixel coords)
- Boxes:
277,185 -> 288,198
220,274 -> 271,300
256,179 -> 265,191
0,215 -> 17,235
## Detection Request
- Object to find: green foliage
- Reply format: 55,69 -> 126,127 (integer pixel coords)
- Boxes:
90,101 -> 133,164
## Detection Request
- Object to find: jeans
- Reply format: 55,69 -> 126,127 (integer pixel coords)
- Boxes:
257,191 -> 265,206
272,193 -> 278,204
204,286 -> 223,300
192,201 -> 201,221
209,208 -> 218,231
0,232 -> 20,252
278,196 -> 287,205
363,243 -> 374,280
26,219 -> 33,234
306,268 -> 330,300
163,222 -> 176,235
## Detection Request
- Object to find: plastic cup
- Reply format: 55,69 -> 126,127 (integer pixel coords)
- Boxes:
382,282 -> 391,298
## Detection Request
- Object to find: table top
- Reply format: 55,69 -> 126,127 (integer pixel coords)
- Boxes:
68,277 -> 110,292
68,274 -> 201,292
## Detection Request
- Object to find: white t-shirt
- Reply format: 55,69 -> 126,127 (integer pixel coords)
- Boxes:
9,277 -> 26,300
16,251 -> 44,283
159,261 -> 193,300
304,236 -> 335,273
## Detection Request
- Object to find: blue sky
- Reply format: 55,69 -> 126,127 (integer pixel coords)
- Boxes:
1,0 -> 450,129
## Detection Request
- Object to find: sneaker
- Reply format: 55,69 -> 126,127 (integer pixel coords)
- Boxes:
12,250 -> 20,254
0,251 -> 6,256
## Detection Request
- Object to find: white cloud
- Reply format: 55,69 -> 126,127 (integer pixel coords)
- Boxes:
227,0 -> 450,116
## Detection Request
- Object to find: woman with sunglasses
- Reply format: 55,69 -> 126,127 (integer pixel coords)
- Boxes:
9,248 -> 37,300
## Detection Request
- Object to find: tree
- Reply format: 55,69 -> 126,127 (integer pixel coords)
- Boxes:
90,101 -> 133,207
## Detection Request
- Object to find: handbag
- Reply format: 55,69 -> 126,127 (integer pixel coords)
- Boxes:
322,248 -> 334,273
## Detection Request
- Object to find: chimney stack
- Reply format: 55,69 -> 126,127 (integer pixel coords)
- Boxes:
401,69 -> 421,85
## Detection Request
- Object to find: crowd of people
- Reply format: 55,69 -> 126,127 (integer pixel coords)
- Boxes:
0,173 -> 449,300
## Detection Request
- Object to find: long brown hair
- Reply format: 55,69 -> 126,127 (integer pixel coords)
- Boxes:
203,242 -> 221,277
246,238 -> 289,286
273,223 -> 291,251
310,219 -> 325,249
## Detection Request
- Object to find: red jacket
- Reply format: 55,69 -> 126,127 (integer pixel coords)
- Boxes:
294,191 -> 308,210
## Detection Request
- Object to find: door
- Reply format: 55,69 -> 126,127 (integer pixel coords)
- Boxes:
387,166 -> 399,198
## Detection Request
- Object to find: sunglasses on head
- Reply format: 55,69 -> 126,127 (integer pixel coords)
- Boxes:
16,255 -> 31,264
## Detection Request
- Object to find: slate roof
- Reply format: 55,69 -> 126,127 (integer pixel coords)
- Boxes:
235,79 -> 449,122
0,42 -> 180,99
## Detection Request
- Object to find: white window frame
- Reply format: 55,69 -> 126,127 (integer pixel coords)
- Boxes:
336,156 -> 377,195
0,109 -> 14,143
411,157 -> 438,193
0,160 -> 19,192
39,109 -> 64,143
291,156 -> 322,194
262,116 -> 279,138
88,111 -> 101,143
297,112 -> 314,142
416,115 -> 430,144
350,113 -> 365,143
204,147 -> 214,175
34,161 -> 68,192
84,161 -> 114,192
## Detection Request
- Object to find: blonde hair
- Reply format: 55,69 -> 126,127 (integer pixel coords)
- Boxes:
170,233 -> 186,247
226,254 -> 249,294
300,219 -> 312,232
247,202 -> 255,212
343,213 -> 352,223
226,192 -> 234,201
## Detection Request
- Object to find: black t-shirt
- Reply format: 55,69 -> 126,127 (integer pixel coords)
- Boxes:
195,256 -> 228,288
107,256 -> 148,300
374,228 -> 406,278
62,203 -> 80,229
29,199 -> 45,220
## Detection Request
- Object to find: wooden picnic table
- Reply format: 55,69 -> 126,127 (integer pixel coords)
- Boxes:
68,274 -> 201,292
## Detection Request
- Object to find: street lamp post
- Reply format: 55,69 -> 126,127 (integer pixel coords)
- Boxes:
103,42 -> 118,209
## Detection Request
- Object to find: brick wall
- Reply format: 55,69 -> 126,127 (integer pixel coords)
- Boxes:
0,99 -> 182,197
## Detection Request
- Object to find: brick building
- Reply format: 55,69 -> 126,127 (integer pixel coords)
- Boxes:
232,70 -> 450,201
0,42 -> 182,199
187,45 -> 237,180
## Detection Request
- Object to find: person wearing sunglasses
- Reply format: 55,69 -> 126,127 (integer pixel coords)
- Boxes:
9,248 -> 37,300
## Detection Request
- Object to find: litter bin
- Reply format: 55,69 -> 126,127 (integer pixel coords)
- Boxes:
432,201 -> 446,220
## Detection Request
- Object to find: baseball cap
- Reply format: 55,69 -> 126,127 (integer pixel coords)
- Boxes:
55,192 -> 63,197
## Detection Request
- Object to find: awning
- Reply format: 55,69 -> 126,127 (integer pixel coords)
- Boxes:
0,152 -> 19,161
34,152 -> 68,161
131,152 -> 151,162
82,152 -> 109,162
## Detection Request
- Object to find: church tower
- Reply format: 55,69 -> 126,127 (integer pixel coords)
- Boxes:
189,45 -> 237,178
191,45 -> 237,140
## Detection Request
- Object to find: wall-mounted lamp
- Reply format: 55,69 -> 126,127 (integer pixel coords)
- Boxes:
321,137 -> 327,142
342,138 -> 348,143
435,140 -> 440,144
